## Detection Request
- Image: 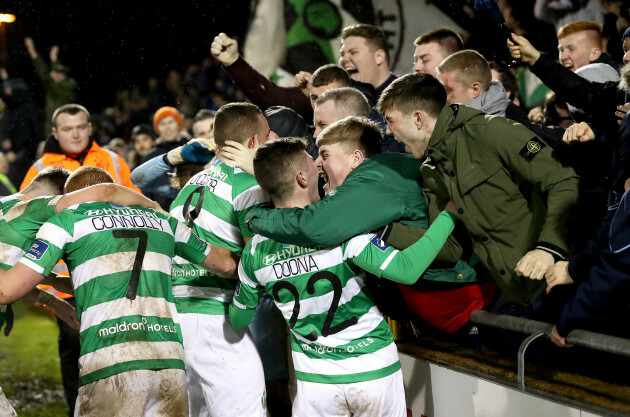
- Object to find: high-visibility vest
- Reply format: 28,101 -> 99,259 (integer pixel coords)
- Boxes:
20,141 -> 141,193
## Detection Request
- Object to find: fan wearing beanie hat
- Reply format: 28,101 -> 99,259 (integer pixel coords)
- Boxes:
153,106 -> 184,143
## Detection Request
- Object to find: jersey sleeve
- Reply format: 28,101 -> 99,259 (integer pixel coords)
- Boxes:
233,183 -> 267,240
232,243 -> 264,311
351,211 -> 457,284
172,218 -> 210,264
229,242 -> 264,329
18,211 -> 72,277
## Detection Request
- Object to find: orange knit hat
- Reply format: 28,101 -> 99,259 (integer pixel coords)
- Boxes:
153,106 -> 183,133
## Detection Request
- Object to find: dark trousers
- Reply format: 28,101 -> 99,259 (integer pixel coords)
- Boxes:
57,297 -> 80,416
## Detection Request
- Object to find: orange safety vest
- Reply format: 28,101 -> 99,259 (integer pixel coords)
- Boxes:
20,141 -> 142,298
20,141 -> 141,193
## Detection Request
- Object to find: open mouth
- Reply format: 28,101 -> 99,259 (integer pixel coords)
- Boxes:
320,172 -> 330,190
345,67 -> 359,79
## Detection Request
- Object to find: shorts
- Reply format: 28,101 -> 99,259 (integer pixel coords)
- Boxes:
292,369 -> 406,417
179,312 -> 266,417
74,368 -> 188,417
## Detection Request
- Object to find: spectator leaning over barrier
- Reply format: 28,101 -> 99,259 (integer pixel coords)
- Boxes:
378,73 -> 579,318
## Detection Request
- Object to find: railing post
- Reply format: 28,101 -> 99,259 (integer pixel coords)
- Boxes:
517,332 -> 546,390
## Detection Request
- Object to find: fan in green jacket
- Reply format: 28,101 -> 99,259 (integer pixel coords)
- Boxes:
377,73 -> 580,308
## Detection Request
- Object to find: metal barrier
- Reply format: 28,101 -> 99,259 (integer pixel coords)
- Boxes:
469,310 -> 630,390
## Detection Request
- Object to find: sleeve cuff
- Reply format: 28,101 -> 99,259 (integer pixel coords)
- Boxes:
535,241 -> 567,262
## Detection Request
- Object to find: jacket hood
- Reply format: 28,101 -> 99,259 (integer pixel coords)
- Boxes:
429,104 -> 484,149
467,81 -> 510,117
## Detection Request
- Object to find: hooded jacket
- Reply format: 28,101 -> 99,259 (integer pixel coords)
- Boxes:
421,105 -> 580,305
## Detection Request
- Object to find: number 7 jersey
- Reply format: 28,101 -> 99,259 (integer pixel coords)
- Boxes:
18,202 -> 210,387
233,234 -> 401,384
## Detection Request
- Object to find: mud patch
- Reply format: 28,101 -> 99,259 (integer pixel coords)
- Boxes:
3,377 -> 66,413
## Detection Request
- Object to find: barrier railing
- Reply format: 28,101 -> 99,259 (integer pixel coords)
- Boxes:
469,310 -> 630,390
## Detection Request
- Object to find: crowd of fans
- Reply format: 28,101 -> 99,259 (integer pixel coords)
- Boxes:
2,0 -> 630,415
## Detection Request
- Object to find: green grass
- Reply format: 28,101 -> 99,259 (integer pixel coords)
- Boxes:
0,301 -> 69,417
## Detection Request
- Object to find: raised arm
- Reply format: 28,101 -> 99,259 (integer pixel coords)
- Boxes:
508,33 -> 621,123
211,33 -> 313,120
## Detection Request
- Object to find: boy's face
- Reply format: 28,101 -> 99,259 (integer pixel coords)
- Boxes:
314,142 -> 355,195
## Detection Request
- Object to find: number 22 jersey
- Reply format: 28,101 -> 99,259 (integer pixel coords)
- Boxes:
233,233 -> 402,384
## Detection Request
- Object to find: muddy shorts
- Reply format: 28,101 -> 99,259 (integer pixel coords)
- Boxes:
179,312 -> 266,417
292,369 -> 406,417
74,368 -> 188,417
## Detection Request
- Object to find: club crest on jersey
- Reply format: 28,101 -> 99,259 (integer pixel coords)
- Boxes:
370,235 -> 389,252
25,240 -> 49,261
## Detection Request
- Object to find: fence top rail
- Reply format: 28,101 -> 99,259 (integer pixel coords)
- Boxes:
469,310 -> 630,358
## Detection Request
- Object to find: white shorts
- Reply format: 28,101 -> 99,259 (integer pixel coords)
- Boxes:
74,368 -> 188,417
0,386 -> 16,417
292,369 -> 406,417
179,312 -> 266,417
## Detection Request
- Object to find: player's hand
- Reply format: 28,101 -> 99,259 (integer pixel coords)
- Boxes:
551,325 -> 572,348
515,249 -> 554,280
528,106 -> 544,123
562,122 -> 594,143
295,71 -> 312,97
544,261 -> 574,294
507,33 -> 541,66
616,103 -> 630,125
221,140 -> 255,175
210,33 -> 239,66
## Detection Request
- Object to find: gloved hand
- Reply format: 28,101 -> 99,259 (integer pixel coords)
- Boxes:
166,138 -> 217,165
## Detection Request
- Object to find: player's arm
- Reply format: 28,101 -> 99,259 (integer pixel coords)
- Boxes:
57,184 -> 165,214
229,246 -> 264,329
199,237 -> 253,279
0,263 -> 46,304
39,272 -> 74,295
199,245 -> 240,279
21,287 -> 79,329
353,210 -> 457,285
172,219 -> 239,278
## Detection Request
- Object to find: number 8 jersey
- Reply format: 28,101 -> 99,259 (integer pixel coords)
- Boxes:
18,202 -> 210,387
233,233 -> 401,384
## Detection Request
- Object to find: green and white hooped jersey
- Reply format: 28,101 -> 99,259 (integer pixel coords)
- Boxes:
0,195 -> 60,327
169,162 -> 268,315
233,233 -> 402,384
18,202 -> 209,386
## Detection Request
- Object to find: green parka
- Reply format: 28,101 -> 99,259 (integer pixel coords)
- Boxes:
421,104 -> 580,305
